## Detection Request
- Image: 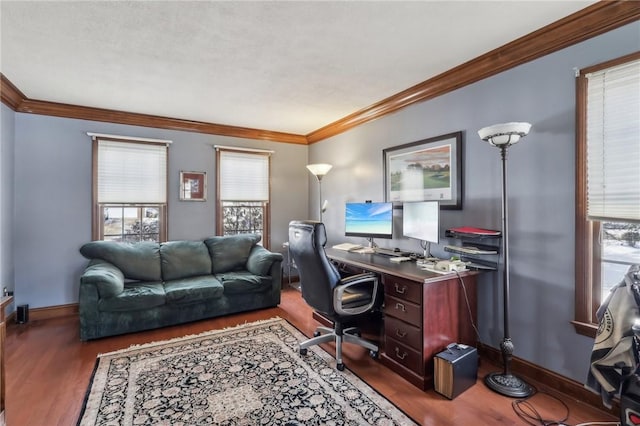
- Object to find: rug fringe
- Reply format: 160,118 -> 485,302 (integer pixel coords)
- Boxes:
96,316 -> 284,358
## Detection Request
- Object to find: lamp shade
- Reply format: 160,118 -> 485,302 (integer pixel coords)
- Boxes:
478,122 -> 532,147
306,163 -> 333,178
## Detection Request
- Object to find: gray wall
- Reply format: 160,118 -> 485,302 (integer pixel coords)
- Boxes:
307,22 -> 640,382
12,115 -> 308,309
0,103 -> 15,302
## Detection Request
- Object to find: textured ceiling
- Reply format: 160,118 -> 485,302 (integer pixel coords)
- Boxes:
1,1 -> 596,135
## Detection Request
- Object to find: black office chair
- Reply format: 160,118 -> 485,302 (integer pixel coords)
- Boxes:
288,220 -> 382,371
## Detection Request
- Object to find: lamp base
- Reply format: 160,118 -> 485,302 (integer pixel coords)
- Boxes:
484,371 -> 533,398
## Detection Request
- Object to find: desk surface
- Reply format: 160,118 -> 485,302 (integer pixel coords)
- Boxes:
325,248 -> 477,284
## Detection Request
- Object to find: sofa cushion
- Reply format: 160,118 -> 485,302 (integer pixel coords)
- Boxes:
81,260 -> 124,298
215,271 -> 272,294
164,276 -> 224,305
98,282 -> 165,312
160,241 -> 212,281
204,234 -> 261,273
80,241 -> 161,281
246,246 -> 283,276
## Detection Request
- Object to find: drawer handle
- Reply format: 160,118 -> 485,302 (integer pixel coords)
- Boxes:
395,329 -> 407,338
394,283 -> 406,294
395,347 -> 408,360
395,302 -> 406,312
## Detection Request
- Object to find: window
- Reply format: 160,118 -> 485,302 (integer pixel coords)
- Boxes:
574,52 -> 640,336
91,134 -> 169,242
215,147 -> 271,248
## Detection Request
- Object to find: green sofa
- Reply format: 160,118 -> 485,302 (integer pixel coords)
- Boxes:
78,234 -> 283,340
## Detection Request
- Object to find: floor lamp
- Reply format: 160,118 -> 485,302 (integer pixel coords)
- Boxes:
306,163 -> 332,222
478,122 -> 533,398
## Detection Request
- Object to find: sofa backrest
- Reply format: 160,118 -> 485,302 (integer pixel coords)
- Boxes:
79,241 -> 162,281
80,234 -> 264,281
204,234 -> 261,273
160,240 -> 212,281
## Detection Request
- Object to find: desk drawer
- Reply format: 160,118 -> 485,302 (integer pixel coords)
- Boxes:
385,337 -> 423,374
383,275 -> 421,305
385,316 -> 422,351
384,295 -> 421,327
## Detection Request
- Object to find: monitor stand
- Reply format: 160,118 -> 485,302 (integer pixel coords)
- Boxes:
421,241 -> 431,259
367,237 -> 377,249
359,238 -> 376,254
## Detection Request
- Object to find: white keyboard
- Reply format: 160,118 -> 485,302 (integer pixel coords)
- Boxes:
390,256 -> 413,263
332,243 -> 364,252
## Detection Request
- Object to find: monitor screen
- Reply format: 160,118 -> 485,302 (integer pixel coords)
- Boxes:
402,201 -> 439,244
344,202 -> 393,239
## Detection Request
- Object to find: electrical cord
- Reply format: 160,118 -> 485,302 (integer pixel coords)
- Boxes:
455,271 -> 481,343
511,390 -> 569,426
510,390 -> 620,426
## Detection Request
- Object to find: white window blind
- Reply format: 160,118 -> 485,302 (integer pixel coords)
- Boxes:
586,59 -> 640,223
219,150 -> 269,201
97,140 -> 168,203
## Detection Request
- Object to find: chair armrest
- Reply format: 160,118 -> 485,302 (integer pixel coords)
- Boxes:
333,272 -> 380,316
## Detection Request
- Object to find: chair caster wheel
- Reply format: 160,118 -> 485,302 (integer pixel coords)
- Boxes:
336,363 -> 345,371
369,350 -> 379,359
313,331 -> 321,337
299,348 -> 307,355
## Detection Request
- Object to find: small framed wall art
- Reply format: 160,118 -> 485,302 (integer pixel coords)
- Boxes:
179,171 -> 207,201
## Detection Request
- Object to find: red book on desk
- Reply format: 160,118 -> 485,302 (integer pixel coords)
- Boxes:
448,227 -> 501,236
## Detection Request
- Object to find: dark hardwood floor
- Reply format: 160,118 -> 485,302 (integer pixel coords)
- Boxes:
5,287 -> 616,426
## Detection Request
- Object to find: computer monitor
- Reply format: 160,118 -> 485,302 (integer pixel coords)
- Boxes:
344,202 -> 393,239
403,201 -> 439,256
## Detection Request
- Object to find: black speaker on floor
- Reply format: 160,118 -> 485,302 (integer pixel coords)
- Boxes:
434,344 -> 478,399
17,304 -> 29,324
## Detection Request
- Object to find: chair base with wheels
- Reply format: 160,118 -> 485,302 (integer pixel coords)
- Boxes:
299,323 -> 379,371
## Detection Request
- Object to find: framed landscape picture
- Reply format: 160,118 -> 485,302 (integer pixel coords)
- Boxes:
179,171 -> 207,201
383,131 -> 463,210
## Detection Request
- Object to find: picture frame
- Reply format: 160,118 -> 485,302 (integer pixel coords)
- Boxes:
383,131 -> 463,210
179,171 -> 207,201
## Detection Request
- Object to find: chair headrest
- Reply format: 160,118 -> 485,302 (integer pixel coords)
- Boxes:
288,220 -> 326,247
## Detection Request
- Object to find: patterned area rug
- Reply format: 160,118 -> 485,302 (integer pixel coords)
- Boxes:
78,317 -> 416,425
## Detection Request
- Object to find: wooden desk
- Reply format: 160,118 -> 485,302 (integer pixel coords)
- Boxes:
326,248 -> 478,390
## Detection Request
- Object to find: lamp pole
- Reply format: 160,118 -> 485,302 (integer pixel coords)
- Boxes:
499,143 -> 513,375
479,122 -> 533,398
317,175 -> 324,222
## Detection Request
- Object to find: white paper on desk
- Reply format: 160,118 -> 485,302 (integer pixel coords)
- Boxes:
352,247 -> 374,254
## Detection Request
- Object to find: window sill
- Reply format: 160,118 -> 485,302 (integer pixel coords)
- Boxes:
571,320 -> 598,338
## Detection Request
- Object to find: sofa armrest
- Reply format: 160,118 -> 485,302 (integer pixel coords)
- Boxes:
246,246 -> 284,276
80,259 -> 125,298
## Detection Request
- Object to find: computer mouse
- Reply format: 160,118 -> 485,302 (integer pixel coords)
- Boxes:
393,247 -> 400,252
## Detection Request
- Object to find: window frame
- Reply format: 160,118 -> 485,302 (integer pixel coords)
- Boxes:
91,136 -> 169,242
215,147 -> 271,249
573,51 -> 640,337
